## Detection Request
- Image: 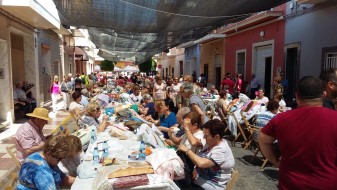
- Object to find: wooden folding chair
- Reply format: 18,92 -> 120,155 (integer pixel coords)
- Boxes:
225,169 -> 239,190
240,112 -> 256,150
249,128 -> 269,171
52,114 -> 80,136
4,172 -> 18,190
230,112 -> 247,146
6,146 -> 21,169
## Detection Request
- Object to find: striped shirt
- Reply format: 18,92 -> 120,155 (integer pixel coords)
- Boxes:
254,111 -> 275,141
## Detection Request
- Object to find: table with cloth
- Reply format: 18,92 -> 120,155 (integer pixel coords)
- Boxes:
69,109 -> 182,190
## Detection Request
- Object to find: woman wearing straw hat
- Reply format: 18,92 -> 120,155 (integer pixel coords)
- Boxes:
16,107 -> 52,162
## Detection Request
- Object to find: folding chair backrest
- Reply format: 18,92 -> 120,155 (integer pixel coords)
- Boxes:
240,111 -> 251,129
52,114 -> 79,136
226,169 -> 239,190
215,103 -> 227,122
230,112 -> 247,142
6,146 -> 21,169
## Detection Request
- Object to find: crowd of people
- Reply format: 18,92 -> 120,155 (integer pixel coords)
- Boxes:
14,67 -> 337,189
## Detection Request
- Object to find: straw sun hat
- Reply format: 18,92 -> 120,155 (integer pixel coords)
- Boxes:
26,108 -> 51,122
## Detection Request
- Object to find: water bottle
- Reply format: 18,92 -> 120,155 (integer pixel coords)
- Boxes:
139,141 -> 146,160
139,141 -> 146,153
102,141 -> 109,158
93,147 -> 99,165
90,129 -> 96,144
134,124 -> 138,135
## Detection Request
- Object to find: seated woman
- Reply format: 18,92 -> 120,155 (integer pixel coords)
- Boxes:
147,99 -> 177,139
178,119 -> 235,190
17,136 -> 75,190
273,94 -> 286,113
167,107 -> 190,139
69,91 -> 86,118
209,85 -> 219,95
169,112 -> 206,188
81,101 -> 109,132
58,135 -> 83,177
129,85 -> 142,104
138,94 -> 155,117
215,91 -> 228,122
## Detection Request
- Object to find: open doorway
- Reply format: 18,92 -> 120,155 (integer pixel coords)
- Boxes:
179,61 -> 183,77
264,57 -> 272,98
215,67 -> 221,91
10,32 -> 36,121
285,45 -> 300,102
11,33 -> 25,83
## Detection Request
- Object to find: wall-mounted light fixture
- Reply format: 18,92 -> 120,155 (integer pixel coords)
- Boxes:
260,31 -> 265,41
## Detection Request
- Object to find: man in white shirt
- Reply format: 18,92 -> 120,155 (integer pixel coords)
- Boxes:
255,88 -> 269,105
14,82 -> 36,112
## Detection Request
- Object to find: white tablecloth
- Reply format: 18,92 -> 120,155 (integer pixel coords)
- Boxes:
71,126 -> 180,190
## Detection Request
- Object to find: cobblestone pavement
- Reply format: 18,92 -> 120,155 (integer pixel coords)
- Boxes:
231,143 -> 279,190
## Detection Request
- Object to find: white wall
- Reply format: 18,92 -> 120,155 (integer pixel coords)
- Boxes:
285,2 -> 337,77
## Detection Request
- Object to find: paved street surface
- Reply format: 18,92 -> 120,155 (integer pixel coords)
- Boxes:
231,144 -> 279,190
0,100 -> 279,189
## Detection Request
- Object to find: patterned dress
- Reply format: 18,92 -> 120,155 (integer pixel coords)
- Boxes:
17,152 -> 65,190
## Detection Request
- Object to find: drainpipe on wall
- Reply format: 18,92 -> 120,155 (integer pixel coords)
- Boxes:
33,32 -> 42,108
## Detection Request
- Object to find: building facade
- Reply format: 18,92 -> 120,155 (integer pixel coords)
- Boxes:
157,47 -> 185,79
0,0 -> 96,123
284,0 -> 337,99
199,36 -> 225,89
222,5 -> 286,98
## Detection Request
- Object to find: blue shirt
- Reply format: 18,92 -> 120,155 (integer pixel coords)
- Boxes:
159,112 -> 177,139
144,102 -> 155,117
17,152 -> 65,190
80,95 -> 89,107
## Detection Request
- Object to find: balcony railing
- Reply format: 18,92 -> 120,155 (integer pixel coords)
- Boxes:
324,56 -> 337,69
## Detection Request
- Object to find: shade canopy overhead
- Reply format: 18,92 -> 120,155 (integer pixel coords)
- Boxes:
52,0 -> 288,63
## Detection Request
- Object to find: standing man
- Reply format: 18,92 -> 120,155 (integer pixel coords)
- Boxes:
221,73 -> 235,96
16,108 -> 51,162
319,68 -> 337,110
259,76 -> 337,189
250,74 -> 260,99
182,82 -> 208,125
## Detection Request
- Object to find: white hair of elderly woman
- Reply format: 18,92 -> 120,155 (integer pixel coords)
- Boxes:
182,82 -> 194,94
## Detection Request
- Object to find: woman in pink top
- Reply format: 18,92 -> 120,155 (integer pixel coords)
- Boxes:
236,74 -> 243,93
51,75 -> 61,112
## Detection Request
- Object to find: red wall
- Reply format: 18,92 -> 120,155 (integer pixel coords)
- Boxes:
225,18 -> 285,82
